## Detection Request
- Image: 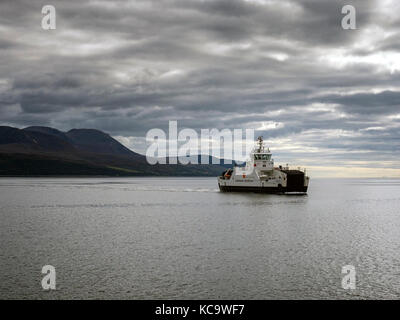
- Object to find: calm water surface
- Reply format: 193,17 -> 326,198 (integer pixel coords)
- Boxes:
0,177 -> 399,299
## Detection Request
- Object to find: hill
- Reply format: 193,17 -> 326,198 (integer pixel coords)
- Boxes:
0,126 -> 236,176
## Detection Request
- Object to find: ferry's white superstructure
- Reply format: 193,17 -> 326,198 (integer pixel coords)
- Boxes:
218,137 -> 309,193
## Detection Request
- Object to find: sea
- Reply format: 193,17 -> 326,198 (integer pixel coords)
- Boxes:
0,177 -> 399,299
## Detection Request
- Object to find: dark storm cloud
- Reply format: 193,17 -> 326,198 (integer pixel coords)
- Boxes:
0,0 -> 400,168
0,39 -> 18,49
320,91 -> 400,115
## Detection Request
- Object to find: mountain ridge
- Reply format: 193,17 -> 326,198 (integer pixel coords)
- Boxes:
0,125 -> 236,176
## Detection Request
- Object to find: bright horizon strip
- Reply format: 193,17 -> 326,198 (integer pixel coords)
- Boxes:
115,138 -> 400,178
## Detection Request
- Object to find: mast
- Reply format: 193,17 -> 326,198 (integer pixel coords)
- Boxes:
256,136 -> 264,153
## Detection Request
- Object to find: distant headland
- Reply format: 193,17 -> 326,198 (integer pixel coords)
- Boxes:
0,126 -> 237,177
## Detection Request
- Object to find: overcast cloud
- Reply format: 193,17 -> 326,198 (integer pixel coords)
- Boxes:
1,0 -> 400,176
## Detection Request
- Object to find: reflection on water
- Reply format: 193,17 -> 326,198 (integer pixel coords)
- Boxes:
0,177 -> 399,299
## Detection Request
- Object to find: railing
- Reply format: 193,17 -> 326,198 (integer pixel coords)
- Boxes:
277,165 -> 307,174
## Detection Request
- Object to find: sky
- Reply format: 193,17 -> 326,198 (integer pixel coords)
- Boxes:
1,0 -> 400,177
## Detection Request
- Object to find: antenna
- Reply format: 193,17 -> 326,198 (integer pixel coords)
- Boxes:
256,136 -> 263,153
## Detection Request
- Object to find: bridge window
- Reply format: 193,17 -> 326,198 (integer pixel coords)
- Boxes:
254,154 -> 271,160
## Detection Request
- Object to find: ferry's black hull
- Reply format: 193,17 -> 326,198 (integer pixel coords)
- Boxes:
218,184 -> 308,194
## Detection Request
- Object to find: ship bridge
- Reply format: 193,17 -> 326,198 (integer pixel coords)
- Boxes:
250,136 -> 274,173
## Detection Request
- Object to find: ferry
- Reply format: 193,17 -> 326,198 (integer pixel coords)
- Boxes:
218,137 -> 309,194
